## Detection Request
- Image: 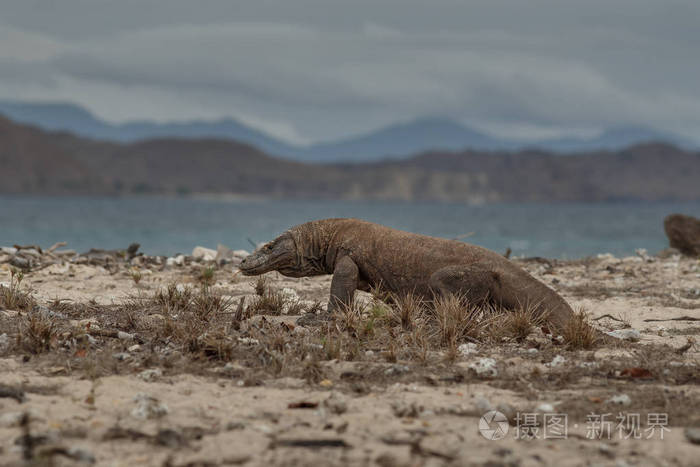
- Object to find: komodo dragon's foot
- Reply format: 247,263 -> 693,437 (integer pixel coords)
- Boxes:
296,312 -> 333,327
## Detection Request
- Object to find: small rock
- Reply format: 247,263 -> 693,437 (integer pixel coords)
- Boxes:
192,246 -> 217,261
131,393 -> 169,419
527,348 -> 539,354
607,329 -> 641,342
547,355 -> 567,367
138,368 -> 163,382
118,331 -> 135,341
319,379 -> 333,388
474,397 -> 493,413
233,249 -> 250,259
598,443 -> 615,458
219,362 -> 247,376
0,412 -> 24,427
685,427 -> 700,445
606,394 -> 631,406
596,253 -> 615,260
167,255 -> 186,267
664,214 -> 700,257
323,392 -> 348,415
66,447 -> 96,464
384,364 -> 410,376
468,358 -> 498,377
0,333 -> 10,352
112,352 -> 130,361
226,421 -> 246,431
458,342 -> 478,356
391,400 -> 423,418
496,403 -> 517,422
0,411 -> 41,427
128,344 -> 141,352
10,256 -> 30,269
238,337 -> 259,345
215,244 -> 233,263
0,247 -> 18,255
635,248 -> 654,262
536,403 -> 555,413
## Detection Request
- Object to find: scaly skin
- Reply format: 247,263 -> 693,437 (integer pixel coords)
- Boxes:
239,218 -> 578,334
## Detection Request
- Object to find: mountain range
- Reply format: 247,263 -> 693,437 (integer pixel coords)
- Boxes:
0,100 -> 694,162
1,114 -> 698,202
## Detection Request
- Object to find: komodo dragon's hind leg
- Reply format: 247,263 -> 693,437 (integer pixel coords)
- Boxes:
428,264 -> 579,336
428,264 -> 502,305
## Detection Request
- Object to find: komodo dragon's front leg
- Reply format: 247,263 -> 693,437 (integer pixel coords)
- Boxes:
328,255 -> 359,313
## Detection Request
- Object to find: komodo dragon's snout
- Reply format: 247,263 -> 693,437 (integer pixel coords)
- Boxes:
239,233 -> 296,276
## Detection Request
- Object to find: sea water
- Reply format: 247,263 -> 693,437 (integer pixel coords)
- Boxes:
1,195 -> 699,259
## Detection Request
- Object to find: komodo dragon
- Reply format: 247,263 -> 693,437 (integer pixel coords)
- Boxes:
239,218 -> 582,335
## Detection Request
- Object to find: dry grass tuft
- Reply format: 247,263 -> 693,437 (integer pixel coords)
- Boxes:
197,266 -> 216,291
0,269 -> 35,311
191,293 -> 234,321
562,309 -> 598,350
486,302 -> 544,343
155,283 -> 194,312
389,291 -> 426,330
18,313 -> 57,354
428,293 -> 483,348
333,301 -> 366,336
248,289 -> 287,315
129,268 -> 142,285
253,276 -> 268,296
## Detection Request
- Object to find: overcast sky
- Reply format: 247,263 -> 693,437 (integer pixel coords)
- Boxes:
1,0 -> 699,144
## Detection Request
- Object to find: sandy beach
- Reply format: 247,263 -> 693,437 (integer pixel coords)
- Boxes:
1,246 -> 699,466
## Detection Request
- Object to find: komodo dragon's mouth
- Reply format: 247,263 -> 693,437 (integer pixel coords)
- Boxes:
239,234 -> 297,275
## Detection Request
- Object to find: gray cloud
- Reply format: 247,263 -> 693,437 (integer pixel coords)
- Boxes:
1,0 -> 699,143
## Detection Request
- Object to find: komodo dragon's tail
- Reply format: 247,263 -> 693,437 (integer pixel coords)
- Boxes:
509,274 -> 614,345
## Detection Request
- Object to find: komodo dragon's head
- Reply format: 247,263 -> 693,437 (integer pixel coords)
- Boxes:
239,232 -> 297,276
239,222 -> 332,277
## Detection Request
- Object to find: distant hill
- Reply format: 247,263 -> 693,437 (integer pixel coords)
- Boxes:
0,100 -> 696,162
0,100 -> 297,157
1,115 -> 699,202
302,117 -> 510,162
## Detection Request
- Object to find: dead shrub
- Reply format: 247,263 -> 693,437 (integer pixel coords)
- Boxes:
248,289 -> 287,315
155,283 -> 193,312
332,301 -> 366,336
428,293 -> 483,348
486,302 -> 544,343
253,276 -> 268,296
0,269 -> 35,311
195,331 -> 234,360
19,313 -> 57,354
389,292 -> 426,330
562,309 -> 598,350
198,266 -> 216,291
191,293 -> 234,321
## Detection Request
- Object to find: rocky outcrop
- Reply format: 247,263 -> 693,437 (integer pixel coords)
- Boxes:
664,214 -> 700,257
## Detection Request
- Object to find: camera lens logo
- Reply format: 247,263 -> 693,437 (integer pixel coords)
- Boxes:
479,410 -> 509,440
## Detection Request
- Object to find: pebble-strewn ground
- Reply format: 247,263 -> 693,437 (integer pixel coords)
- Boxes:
0,246 -> 698,466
